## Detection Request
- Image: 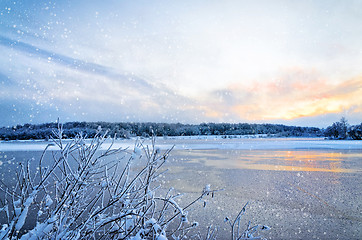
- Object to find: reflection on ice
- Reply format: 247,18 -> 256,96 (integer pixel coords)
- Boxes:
181,149 -> 361,173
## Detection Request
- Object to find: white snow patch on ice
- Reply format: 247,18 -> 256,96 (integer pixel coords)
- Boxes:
0,137 -> 361,151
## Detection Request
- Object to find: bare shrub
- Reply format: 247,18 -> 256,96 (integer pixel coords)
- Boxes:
0,124 -> 269,239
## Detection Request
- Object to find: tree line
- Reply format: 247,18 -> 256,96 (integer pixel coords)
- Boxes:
324,117 -> 362,140
0,119 -> 360,141
0,121 -> 324,140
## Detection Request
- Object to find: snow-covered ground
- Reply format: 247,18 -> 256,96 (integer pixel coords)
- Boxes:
0,137 -> 361,151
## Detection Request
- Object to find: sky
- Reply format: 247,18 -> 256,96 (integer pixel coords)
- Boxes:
0,0 -> 361,128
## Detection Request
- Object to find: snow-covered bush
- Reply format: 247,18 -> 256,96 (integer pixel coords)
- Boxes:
0,124 -> 269,239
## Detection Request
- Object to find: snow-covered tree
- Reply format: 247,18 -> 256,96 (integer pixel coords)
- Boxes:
325,117 -> 349,139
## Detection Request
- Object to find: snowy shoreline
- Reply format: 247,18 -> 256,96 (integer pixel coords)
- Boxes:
0,137 -> 361,151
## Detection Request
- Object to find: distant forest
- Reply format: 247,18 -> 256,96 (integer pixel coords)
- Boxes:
0,120 -> 361,141
0,121 -> 323,140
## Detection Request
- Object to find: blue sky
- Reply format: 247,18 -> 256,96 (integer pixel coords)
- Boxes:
1,0 -> 361,127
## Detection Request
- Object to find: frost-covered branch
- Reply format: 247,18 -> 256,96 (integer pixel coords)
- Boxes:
0,124 -> 269,240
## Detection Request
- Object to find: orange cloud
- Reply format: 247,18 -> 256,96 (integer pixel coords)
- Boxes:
199,69 -> 362,122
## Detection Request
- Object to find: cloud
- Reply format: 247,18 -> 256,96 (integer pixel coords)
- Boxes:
0,35 -> 158,92
1,32 -> 361,127
199,69 -> 362,123
1,1 -> 362,127
0,35 -> 196,126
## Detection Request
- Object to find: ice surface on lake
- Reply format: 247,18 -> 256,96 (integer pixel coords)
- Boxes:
1,137 -> 361,151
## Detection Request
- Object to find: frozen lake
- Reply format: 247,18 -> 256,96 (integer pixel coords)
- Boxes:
0,137 -> 361,239
1,136 -> 362,151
